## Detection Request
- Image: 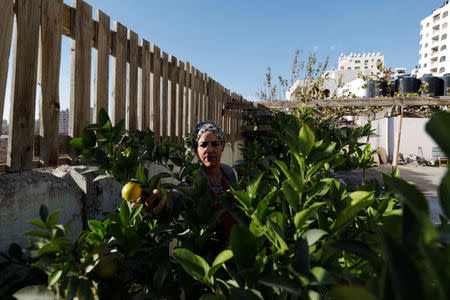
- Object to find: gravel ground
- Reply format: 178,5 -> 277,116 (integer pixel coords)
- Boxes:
337,165 -> 447,224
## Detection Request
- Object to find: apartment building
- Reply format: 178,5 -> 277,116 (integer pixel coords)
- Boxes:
418,1 -> 450,77
338,52 -> 384,74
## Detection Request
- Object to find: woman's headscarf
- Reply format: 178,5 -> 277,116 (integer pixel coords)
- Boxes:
192,121 -> 225,150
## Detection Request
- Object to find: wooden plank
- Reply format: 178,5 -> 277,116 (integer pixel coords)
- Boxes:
241,125 -> 272,132
161,51 -> 169,141
111,21 -> 127,125
190,68 -> 198,128
139,39 -> 150,130
393,106 -> 404,170
258,96 -> 450,109
0,0 -> 14,128
184,62 -> 191,133
38,0 -> 63,167
177,60 -> 185,143
169,56 -> 178,141
151,45 -> 161,141
7,0 -> 41,171
69,0 -> 92,149
127,30 -> 138,130
93,10 -> 110,123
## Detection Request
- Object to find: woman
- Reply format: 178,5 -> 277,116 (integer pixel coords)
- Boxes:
138,121 -> 238,233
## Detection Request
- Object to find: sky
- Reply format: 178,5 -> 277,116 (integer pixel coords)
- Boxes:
2,0 -> 448,120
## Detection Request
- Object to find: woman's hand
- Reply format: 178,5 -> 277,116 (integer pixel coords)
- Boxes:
131,189 -> 167,216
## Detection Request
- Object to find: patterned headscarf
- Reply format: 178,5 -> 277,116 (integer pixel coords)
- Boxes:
193,121 -> 225,150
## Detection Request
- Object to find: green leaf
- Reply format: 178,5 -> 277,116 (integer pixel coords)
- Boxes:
259,275 -> 302,295
230,224 -> 259,269
310,266 -> 336,286
119,200 -> 131,227
232,190 -> 252,210
209,249 -> 233,278
39,205 -> 48,223
303,229 -> 328,246
46,211 -> 59,229
298,123 -> 315,156
27,219 -> 47,229
13,285 -> 57,300
130,203 -> 143,223
255,188 -> 276,220
327,240 -> 379,264
135,165 -> 147,184
439,171 -> 450,218
98,108 -> 110,126
87,220 -> 104,233
426,111 -> 450,158
35,243 -> 61,256
173,248 -> 211,285
294,202 -> 326,229
70,138 -> 83,149
22,230 -> 50,238
247,173 -> 264,200
333,191 -> 373,233
199,295 -> 227,300
48,269 -> 62,286
329,286 -> 377,300
282,180 -> 301,212
383,175 -> 438,242
82,128 -> 96,148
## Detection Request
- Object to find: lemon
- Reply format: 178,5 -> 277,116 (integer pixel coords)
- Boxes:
95,255 -> 118,279
121,182 -> 142,202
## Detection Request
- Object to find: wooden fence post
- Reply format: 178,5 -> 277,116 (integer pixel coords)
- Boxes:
127,30 -> 138,130
111,21 -> 127,126
38,0 -> 63,167
184,61 -> 191,134
93,9 -> 110,123
7,0 -> 41,171
151,44 -> 161,142
169,56 -> 178,141
0,0 -> 14,129
161,51 -> 169,141
139,39 -> 150,130
177,60 -> 185,143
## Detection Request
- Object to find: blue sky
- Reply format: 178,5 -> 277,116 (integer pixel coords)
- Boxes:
2,0 -> 448,120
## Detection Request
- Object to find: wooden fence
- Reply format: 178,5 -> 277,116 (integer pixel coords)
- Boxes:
0,0 -> 248,172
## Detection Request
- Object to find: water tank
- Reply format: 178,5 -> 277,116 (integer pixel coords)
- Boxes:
396,75 -> 420,95
367,80 -> 388,97
420,75 -> 444,96
443,73 -> 450,95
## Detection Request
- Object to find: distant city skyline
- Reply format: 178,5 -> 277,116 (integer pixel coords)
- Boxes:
2,0 -> 448,121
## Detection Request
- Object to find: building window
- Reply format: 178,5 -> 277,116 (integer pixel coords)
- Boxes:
425,43 -> 428,48
443,22 -> 448,29
442,45 -> 447,50
440,67 -> 445,73
364,66 -> 368,69
427,22 -> 430,27
442,33 -> 447,40
425,53 -> 428,57
355,60 -> 360,63
340,66 -> 344,70
347,67 -> 351,70
424,63 -> 427,67
444,11 -> 448,18
440,56 -> 446,62
377,59 -> 381,62
355,66 -> 360,70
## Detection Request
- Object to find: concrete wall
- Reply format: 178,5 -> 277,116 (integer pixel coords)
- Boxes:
0,140 -> 244,253
355,116 -> 438,161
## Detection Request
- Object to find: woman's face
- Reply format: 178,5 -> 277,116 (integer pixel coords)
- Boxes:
196,131 -> 223,168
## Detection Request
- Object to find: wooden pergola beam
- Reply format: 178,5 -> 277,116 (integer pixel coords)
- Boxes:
256,96 -> 450,109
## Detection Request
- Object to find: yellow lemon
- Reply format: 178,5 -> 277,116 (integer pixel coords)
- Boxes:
121,182 -> 142,202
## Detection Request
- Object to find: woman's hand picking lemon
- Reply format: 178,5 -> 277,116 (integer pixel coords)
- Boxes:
121,182 -> 142,203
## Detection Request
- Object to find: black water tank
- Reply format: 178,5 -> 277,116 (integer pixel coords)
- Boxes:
368,80 -> 388,97
420,74 -> 444,96
396,75 -> 420,95
443,73 -> 450,95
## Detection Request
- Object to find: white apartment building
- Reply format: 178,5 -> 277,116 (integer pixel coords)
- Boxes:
418,1 -> 450,77
338,52 -> 384,74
